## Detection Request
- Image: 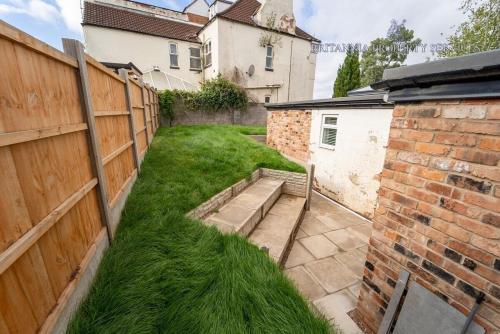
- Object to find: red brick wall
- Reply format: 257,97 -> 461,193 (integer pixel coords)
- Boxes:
358,99 -> 500,333
267,110 -> 311,162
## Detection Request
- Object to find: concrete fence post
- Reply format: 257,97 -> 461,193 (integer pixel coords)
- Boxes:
62,38 -> 113,243
306,164 -> 315,211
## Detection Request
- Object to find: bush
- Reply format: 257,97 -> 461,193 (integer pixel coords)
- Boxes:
158,75 -> 248,125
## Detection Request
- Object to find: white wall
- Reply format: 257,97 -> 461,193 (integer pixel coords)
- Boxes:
207,18 -> 316,103
83,26 -> 203,90
309,108 -> 393,218
184,0 -> 209,17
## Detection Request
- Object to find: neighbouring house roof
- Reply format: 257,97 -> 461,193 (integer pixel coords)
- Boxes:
187,12 -> 210,25
372,49 -> 500,101
82,2 -> 202,43
218,0 -> 321,43
265,93 -> 393,110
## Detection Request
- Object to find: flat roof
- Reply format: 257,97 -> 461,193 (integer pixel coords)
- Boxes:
265,93 -> 393,110
372,49 -> 500,90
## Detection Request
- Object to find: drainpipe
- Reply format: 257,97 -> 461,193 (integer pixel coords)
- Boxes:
287,40 -> 294,102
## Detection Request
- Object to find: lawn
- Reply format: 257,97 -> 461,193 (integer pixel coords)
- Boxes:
68,125 -> 331,334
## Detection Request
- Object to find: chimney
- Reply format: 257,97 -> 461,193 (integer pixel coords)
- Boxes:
255,0 -> 296,35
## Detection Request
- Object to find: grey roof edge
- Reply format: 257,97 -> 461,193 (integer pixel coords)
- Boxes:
372,49 -> 500,90
265,93 -> 393,110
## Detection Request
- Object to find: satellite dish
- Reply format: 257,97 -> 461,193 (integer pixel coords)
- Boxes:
248,64 -> 255,77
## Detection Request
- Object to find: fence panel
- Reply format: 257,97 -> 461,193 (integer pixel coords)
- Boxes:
0,22 -> 159,334
0,23 -> 104,334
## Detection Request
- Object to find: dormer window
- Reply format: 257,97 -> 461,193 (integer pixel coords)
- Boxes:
169,43 -> 179,69
265,45 -> 273,71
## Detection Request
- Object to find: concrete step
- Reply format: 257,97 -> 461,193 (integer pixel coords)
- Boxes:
249,194 -> 307,266
204,177 -> 284,236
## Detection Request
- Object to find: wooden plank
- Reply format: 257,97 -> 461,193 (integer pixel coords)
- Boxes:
0,123 -> 87,147
109,169 -> 138,209
84,55 -> 125,83
377,269 -> 410,334
119,69 -> 141,172
102,141 -> 133,166
0,178 -> 98,275
38,229 -> 107,334
136,126 -> 147,134
94,111 -> 130,117
0,21 -> 78,68
141,85 -> 151,146
63,39 -> 113,243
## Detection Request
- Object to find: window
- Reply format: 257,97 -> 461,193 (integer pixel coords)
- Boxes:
169,43 -> 179,68
265,45 -> 273,70
204,41 -> 212,67
190,47 -> 202,71
320,115 -> 338,149
264,96 -> 271,103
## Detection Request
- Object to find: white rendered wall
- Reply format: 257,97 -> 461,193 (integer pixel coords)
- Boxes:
309,108 -> 393,218
184,0 -> 210,17
213,19 -> 316,103
83,26 -> 203,90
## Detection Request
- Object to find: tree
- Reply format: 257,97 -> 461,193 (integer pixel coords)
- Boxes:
360,20 -> 421,86
438,0 -> 499,57
333,47 -> 361,97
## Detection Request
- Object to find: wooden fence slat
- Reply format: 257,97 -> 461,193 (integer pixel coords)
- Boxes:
0,179 -> 98,275
0,123 -> 87,147
109,170 -> 138,209
62,39 -> 113,242
118,69 -> 141,172
140,84 -> 151,146
102,141 -> 133,166
94,111 -> 130,117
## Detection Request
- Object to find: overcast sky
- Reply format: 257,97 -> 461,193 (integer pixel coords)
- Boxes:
0,0 -> 466,98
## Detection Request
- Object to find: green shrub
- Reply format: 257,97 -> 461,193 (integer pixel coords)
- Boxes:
158,75 -> 248,123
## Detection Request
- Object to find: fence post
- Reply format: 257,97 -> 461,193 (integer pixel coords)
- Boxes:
62,39 -> 113,243
306,164 -> 315,211
140,83 -> 151,147
119,69 -> 142,172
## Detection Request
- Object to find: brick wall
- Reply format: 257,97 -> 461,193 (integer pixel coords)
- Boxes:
261,168 -> 308,197
358,99 -> 500,333
267,110 -> 311,162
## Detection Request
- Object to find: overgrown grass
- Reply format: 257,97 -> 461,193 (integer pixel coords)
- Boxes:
68,126 -> 331,334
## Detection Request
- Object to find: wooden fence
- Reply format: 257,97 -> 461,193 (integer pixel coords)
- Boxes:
0,21 -> 159,334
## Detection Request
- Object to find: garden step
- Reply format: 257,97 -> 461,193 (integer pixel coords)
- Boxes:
205,177 -> 284,236
249,195 -> 307,266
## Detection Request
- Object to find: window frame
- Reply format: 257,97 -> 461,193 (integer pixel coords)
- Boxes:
204,40 -> 212,68
264,95 -> 271,104
265,45 -> 274,71
189,47 -> 202,71
169,42 -> 179,69
319,114 -> 338,150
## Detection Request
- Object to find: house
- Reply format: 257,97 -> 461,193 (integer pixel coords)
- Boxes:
82,0 -> 320,103
266,89 -> 394,219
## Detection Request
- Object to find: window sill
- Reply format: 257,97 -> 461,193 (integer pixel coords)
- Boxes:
190,68 -> 202,72
170,66 -> 180,70
204,64 -> 212,69
265,68 -> 274,72
319,144 -> 336,151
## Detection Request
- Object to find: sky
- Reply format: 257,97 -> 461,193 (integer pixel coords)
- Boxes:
0,0 -> 466,98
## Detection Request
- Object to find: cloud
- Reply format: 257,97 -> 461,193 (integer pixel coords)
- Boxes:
0,0 -> 59,22
294,0 -> 466,98
54,0 -> 83,34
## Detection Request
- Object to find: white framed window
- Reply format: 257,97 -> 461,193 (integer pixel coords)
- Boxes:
319,115 -> 338,149
169,43 -> 179,68
264,96 -> 271,103
265,45 -> 273,70
190,47 -> 202,71
204,41 -> 212,67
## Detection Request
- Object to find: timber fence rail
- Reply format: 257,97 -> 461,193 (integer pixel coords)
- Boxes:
0,21 -> 159,334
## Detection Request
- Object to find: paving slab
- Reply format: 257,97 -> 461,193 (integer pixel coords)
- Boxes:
315,214 -> 358,230
306,257 -> 359,293
285,242 -> 315,269
348,282 -> 362,298
301,213 -> 332,236
325,229 -> 366,251
347,223 -> 372,243
300,235 -> 339,259
296,228 -> 307,239
314,291 -> 363,334
285,266 -> 327,301
335,249 -> 366,278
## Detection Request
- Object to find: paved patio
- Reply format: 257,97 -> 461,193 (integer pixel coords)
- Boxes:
285,192 -> 371,334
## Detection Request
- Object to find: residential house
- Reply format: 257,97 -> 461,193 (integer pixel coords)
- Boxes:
82,0 -> 320,103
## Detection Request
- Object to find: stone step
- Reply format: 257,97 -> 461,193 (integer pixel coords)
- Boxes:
249,194 -> 307,266
204,177 -> 284,236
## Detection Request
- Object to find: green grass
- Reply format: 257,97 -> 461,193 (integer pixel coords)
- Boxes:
68,125 -> 331,334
